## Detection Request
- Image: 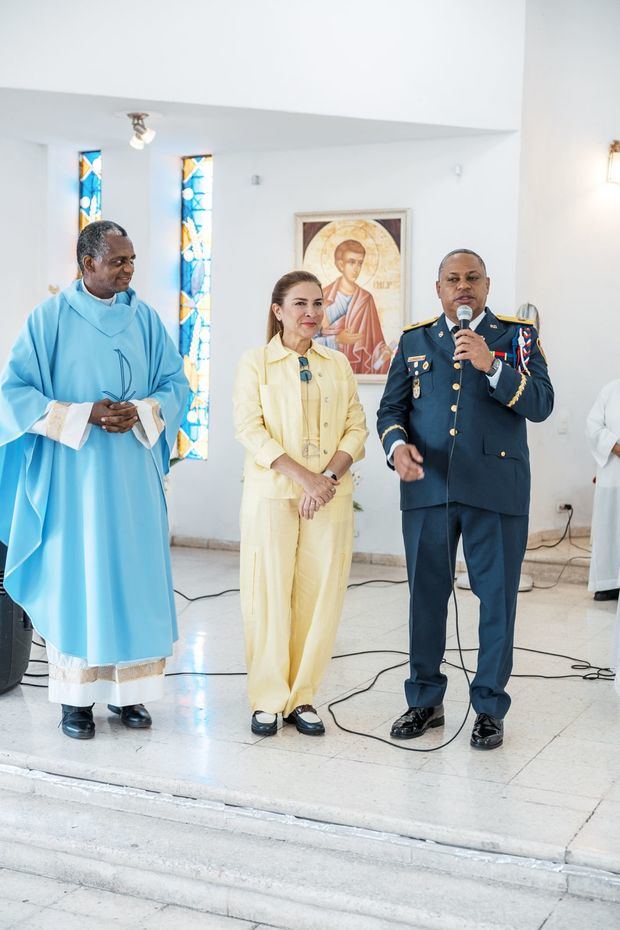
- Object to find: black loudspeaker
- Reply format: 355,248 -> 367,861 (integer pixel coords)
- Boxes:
0,542 -> 33,694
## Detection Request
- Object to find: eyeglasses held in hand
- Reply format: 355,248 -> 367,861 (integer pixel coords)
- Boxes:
298,357 -> 313,382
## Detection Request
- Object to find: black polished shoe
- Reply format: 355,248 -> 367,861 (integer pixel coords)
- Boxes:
470,713 -> 504,750
61,704 -> 95,740
390,705 -> 445,740
594,589 -> 620,601
107,704 -> 152,729
251,711 -> 278,736
284,704 -> 325,735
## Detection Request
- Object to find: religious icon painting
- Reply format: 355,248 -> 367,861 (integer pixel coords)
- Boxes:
295,210 -> 410,382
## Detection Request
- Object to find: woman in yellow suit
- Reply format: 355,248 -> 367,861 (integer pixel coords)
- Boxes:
234,271 -> 368,736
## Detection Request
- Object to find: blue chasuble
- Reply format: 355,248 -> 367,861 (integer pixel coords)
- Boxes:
0,281 -> 189,665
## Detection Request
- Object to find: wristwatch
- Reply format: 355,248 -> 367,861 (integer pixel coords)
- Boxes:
322,469 -> 338,481
485,357 -> 501,377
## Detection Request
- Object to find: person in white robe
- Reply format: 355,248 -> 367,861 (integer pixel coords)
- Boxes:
586,380 -> 620,601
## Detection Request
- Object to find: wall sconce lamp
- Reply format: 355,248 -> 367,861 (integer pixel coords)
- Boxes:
608,141 -> 620,184
128,112 -> 156,150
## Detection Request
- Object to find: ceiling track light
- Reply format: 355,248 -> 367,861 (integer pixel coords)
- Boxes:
127,112 -> 156,150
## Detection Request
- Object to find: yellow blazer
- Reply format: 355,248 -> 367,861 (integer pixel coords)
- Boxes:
234,335 -> 368,499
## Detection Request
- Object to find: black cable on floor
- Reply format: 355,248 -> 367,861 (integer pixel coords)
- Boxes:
173,576 -> 409,603
532,554 -> 591,590
526,507 -> 573,551
21,478 -> 614,746
568,526 -> 592,555
24,645 -> 614,682
21,642 -> 615,701
174,586 -> 240,602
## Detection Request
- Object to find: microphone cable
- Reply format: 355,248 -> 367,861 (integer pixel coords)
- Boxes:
326,338 -> 471,752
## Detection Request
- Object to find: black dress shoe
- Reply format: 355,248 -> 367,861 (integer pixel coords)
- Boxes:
594,589 -> 620,601
284,705 -> 325,735
61,704 -> 95,740
470,713 -> 503,750
390,705 -> 445,739
108,704 -> 152,729
251,711 -> 278,736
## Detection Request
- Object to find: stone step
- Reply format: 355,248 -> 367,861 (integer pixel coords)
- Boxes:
0,866 -> 274,930
0,764 -> 618,930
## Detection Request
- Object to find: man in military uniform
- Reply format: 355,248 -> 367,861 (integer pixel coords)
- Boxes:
377,249 -> 553,750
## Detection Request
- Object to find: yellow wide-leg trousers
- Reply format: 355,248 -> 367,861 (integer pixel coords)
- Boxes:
240,493 -> 354,716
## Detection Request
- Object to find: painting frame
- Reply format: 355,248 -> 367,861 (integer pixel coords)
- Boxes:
295,209 -> 410,383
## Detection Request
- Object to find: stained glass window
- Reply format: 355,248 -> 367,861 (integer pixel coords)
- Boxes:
178,155 -> 213,460
78,150 -> 102,231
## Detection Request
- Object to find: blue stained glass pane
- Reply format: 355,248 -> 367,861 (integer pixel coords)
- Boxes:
79,150 -> 102,231
178,155 -> 213,460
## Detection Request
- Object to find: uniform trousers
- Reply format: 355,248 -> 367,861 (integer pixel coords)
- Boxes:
240,492 -> 353,716
402,502 -> 528,718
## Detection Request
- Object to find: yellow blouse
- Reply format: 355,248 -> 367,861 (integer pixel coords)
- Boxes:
233,335 -> 368,499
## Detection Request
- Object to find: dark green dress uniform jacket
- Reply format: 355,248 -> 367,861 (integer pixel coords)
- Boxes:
376,309 -> 554,516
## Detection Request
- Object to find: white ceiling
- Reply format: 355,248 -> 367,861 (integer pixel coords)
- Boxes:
0,88 -> 495,154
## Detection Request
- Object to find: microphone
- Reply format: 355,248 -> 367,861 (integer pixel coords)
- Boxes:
457,305 -> 473,329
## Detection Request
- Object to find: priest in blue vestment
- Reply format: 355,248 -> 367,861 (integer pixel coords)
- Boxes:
0,221 -> 189,739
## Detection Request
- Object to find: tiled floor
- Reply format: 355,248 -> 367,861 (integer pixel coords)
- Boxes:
1,547 -> 619,923
0,869 -> 274,929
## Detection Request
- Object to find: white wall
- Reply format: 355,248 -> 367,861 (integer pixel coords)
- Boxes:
0,139 -> 47,362
170,132 -> 522,552
0,143 -> 182,369
45,145 -> 80,293
0,0 -> 525,132
102,147 -> 181,338
516,0 -> 620,533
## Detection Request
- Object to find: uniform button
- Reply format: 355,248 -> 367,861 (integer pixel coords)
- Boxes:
453,362 -> 461,370
318,372 -> 323,377
325,397 -> 329,403
451,404 -> 457,412
452,382 -> 460,391
423,361 -> 429,370
449,428 -> 458,436
323,449 -> 328,455
500,451 -> 506,458
323,422 -> 328,428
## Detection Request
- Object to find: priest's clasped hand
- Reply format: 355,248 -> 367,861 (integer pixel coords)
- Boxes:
90,398 -> 139,433
453,329 -> 495,371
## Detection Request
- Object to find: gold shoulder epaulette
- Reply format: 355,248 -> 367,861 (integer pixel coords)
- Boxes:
495,314 -> 535,326
403,316 -> 439,332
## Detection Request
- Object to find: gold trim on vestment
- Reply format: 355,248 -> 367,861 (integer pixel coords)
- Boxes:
145,398 -> 165,437
46,402 -> 71,441
48,658 -> 165,685
507,374 -> 527,408
380,424 -> 408,444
